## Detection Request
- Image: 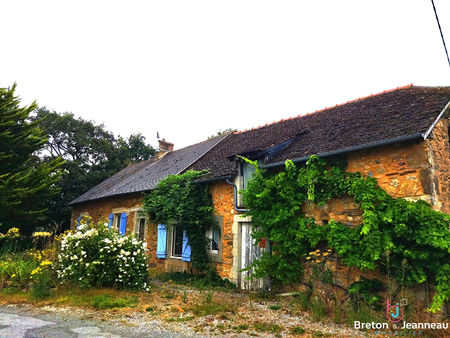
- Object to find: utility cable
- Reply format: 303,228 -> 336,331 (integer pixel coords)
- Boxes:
430,0 -> 450,67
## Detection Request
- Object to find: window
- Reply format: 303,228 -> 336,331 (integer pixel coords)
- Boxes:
242,162 -> 257,189
113,213 -> 121,230
171,225 -> 183,257
136,217 -> 146,241
206,226 -> 220,254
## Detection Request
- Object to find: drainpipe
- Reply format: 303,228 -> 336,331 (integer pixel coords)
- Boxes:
225,177 -> 249,213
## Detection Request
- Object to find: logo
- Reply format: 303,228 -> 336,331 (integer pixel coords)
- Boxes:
386,298 -> 406,323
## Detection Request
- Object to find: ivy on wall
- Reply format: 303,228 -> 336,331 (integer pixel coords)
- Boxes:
143,170 -> 215,271
242,156 -> 450,312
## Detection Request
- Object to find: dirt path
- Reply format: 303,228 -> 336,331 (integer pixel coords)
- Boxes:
0,304 -> 192,338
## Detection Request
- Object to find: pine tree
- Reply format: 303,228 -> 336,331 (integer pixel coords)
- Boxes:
0,84 -> 63,234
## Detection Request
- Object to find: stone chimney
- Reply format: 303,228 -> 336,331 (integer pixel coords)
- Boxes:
156,138 -> 174,158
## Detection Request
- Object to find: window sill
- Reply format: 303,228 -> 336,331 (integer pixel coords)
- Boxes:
169,256 -> 182,260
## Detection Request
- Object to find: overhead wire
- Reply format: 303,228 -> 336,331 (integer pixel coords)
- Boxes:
430,0 -> 450,67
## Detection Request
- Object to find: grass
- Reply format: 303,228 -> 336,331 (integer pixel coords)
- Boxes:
165,316 -> 194,322
91,294 -> 138,309
291,326 -> 305,334
269,304 -> 281,311
253,321 -> 282,333
190,300 -> 236,316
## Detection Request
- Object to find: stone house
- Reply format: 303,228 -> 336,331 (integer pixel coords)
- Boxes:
70,84 -> 450,290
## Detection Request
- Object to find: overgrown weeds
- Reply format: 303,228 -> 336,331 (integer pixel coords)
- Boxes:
91,294 -> 138,309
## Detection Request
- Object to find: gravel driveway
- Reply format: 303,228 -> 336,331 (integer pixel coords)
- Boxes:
0,304 -> 193,338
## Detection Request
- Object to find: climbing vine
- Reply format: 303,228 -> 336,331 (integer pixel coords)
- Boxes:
143,170 -> 215,271
242,156 -> 450,312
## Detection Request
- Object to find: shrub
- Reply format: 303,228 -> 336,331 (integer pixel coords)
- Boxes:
0,253 -> 40,289
29,259 -> 54,299
56,219 -> 150,290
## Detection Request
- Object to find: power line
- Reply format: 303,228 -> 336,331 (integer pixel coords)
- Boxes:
430,0 -> 450,67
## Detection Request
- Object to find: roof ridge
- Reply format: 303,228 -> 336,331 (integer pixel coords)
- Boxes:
171,132 -> 231,152
236,83 -> 414,134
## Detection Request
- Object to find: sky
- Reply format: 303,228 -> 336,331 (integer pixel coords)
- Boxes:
1,0 -> 449,150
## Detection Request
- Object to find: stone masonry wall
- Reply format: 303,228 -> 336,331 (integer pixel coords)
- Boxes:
209,181 -> 235,279
429,118 -> 450,213
299,138 -> 449,308
70,180 -> 236,279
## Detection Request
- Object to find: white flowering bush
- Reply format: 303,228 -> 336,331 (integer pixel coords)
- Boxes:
56,219 -> 150,290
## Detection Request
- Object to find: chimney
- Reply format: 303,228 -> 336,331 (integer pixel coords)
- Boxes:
156,138 -> 174,158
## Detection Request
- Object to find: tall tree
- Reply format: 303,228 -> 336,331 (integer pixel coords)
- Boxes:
0,84 -> 63,234
35,108 -> 155,229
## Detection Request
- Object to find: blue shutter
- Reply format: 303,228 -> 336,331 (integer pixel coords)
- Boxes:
76,217 -> 81,229
181,231 -> 191,262
108,214 -> 114,229
156,224 -> 167,258
119,213 -> 127,236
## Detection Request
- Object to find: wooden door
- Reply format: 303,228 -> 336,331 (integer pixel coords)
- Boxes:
240,222 -> 266,290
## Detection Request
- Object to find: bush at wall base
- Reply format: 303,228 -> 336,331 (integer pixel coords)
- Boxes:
56,219 -> 150,291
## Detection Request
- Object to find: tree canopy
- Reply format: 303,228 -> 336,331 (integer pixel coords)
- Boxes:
34,108 -> 155,230
0,84 -> 63,234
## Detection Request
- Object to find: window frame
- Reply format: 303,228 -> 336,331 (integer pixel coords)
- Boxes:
168,224 -> 183,259
113,213 -> 122,230
206,215 -> 223,263
135,213 -> 147,242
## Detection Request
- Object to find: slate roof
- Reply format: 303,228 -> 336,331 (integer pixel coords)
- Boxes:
71,85 -> 450,205
69,134 -> 230,205
188,85 -> 450,179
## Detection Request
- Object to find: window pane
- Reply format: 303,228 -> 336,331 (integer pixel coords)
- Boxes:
212,228 -> 219,251
115,214 -> 121,229
173,225 -> 183,256
138,218 -> 145,241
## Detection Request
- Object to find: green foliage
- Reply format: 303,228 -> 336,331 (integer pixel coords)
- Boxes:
242,156 -> 450,312
0,252 -> 40,289
143,170 -> 216,271
291,326 -> 305,335
348,278 -> 384,310
91,294 -> 138,309
34,108 -> 154,230
252,321 -> 282,333
0,84 -> 63,234
56,219 -> 150,290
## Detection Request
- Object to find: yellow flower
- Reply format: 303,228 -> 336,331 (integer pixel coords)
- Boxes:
315,260 -> 321,263
40,260 -> 52,266
11,274 -> 16,278
5,227 -> 20,238
322,252 -> 329,256
306,257 -> 311,260
327,249 -> 332,252
308,251 -> 315,255
31,267 -> 42,275
32,231 -> 52,238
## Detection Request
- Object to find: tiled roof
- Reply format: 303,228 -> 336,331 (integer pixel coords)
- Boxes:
69,134 -> 230,205
188,85 -> 450,178
71,85 -> 450,205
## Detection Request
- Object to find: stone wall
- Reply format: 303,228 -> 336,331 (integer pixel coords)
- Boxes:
209,181 -> 235,279
71,193 -> 143,234
297,136 -> 449,310
70,180 -> 236,279
429,118 -> 450,213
